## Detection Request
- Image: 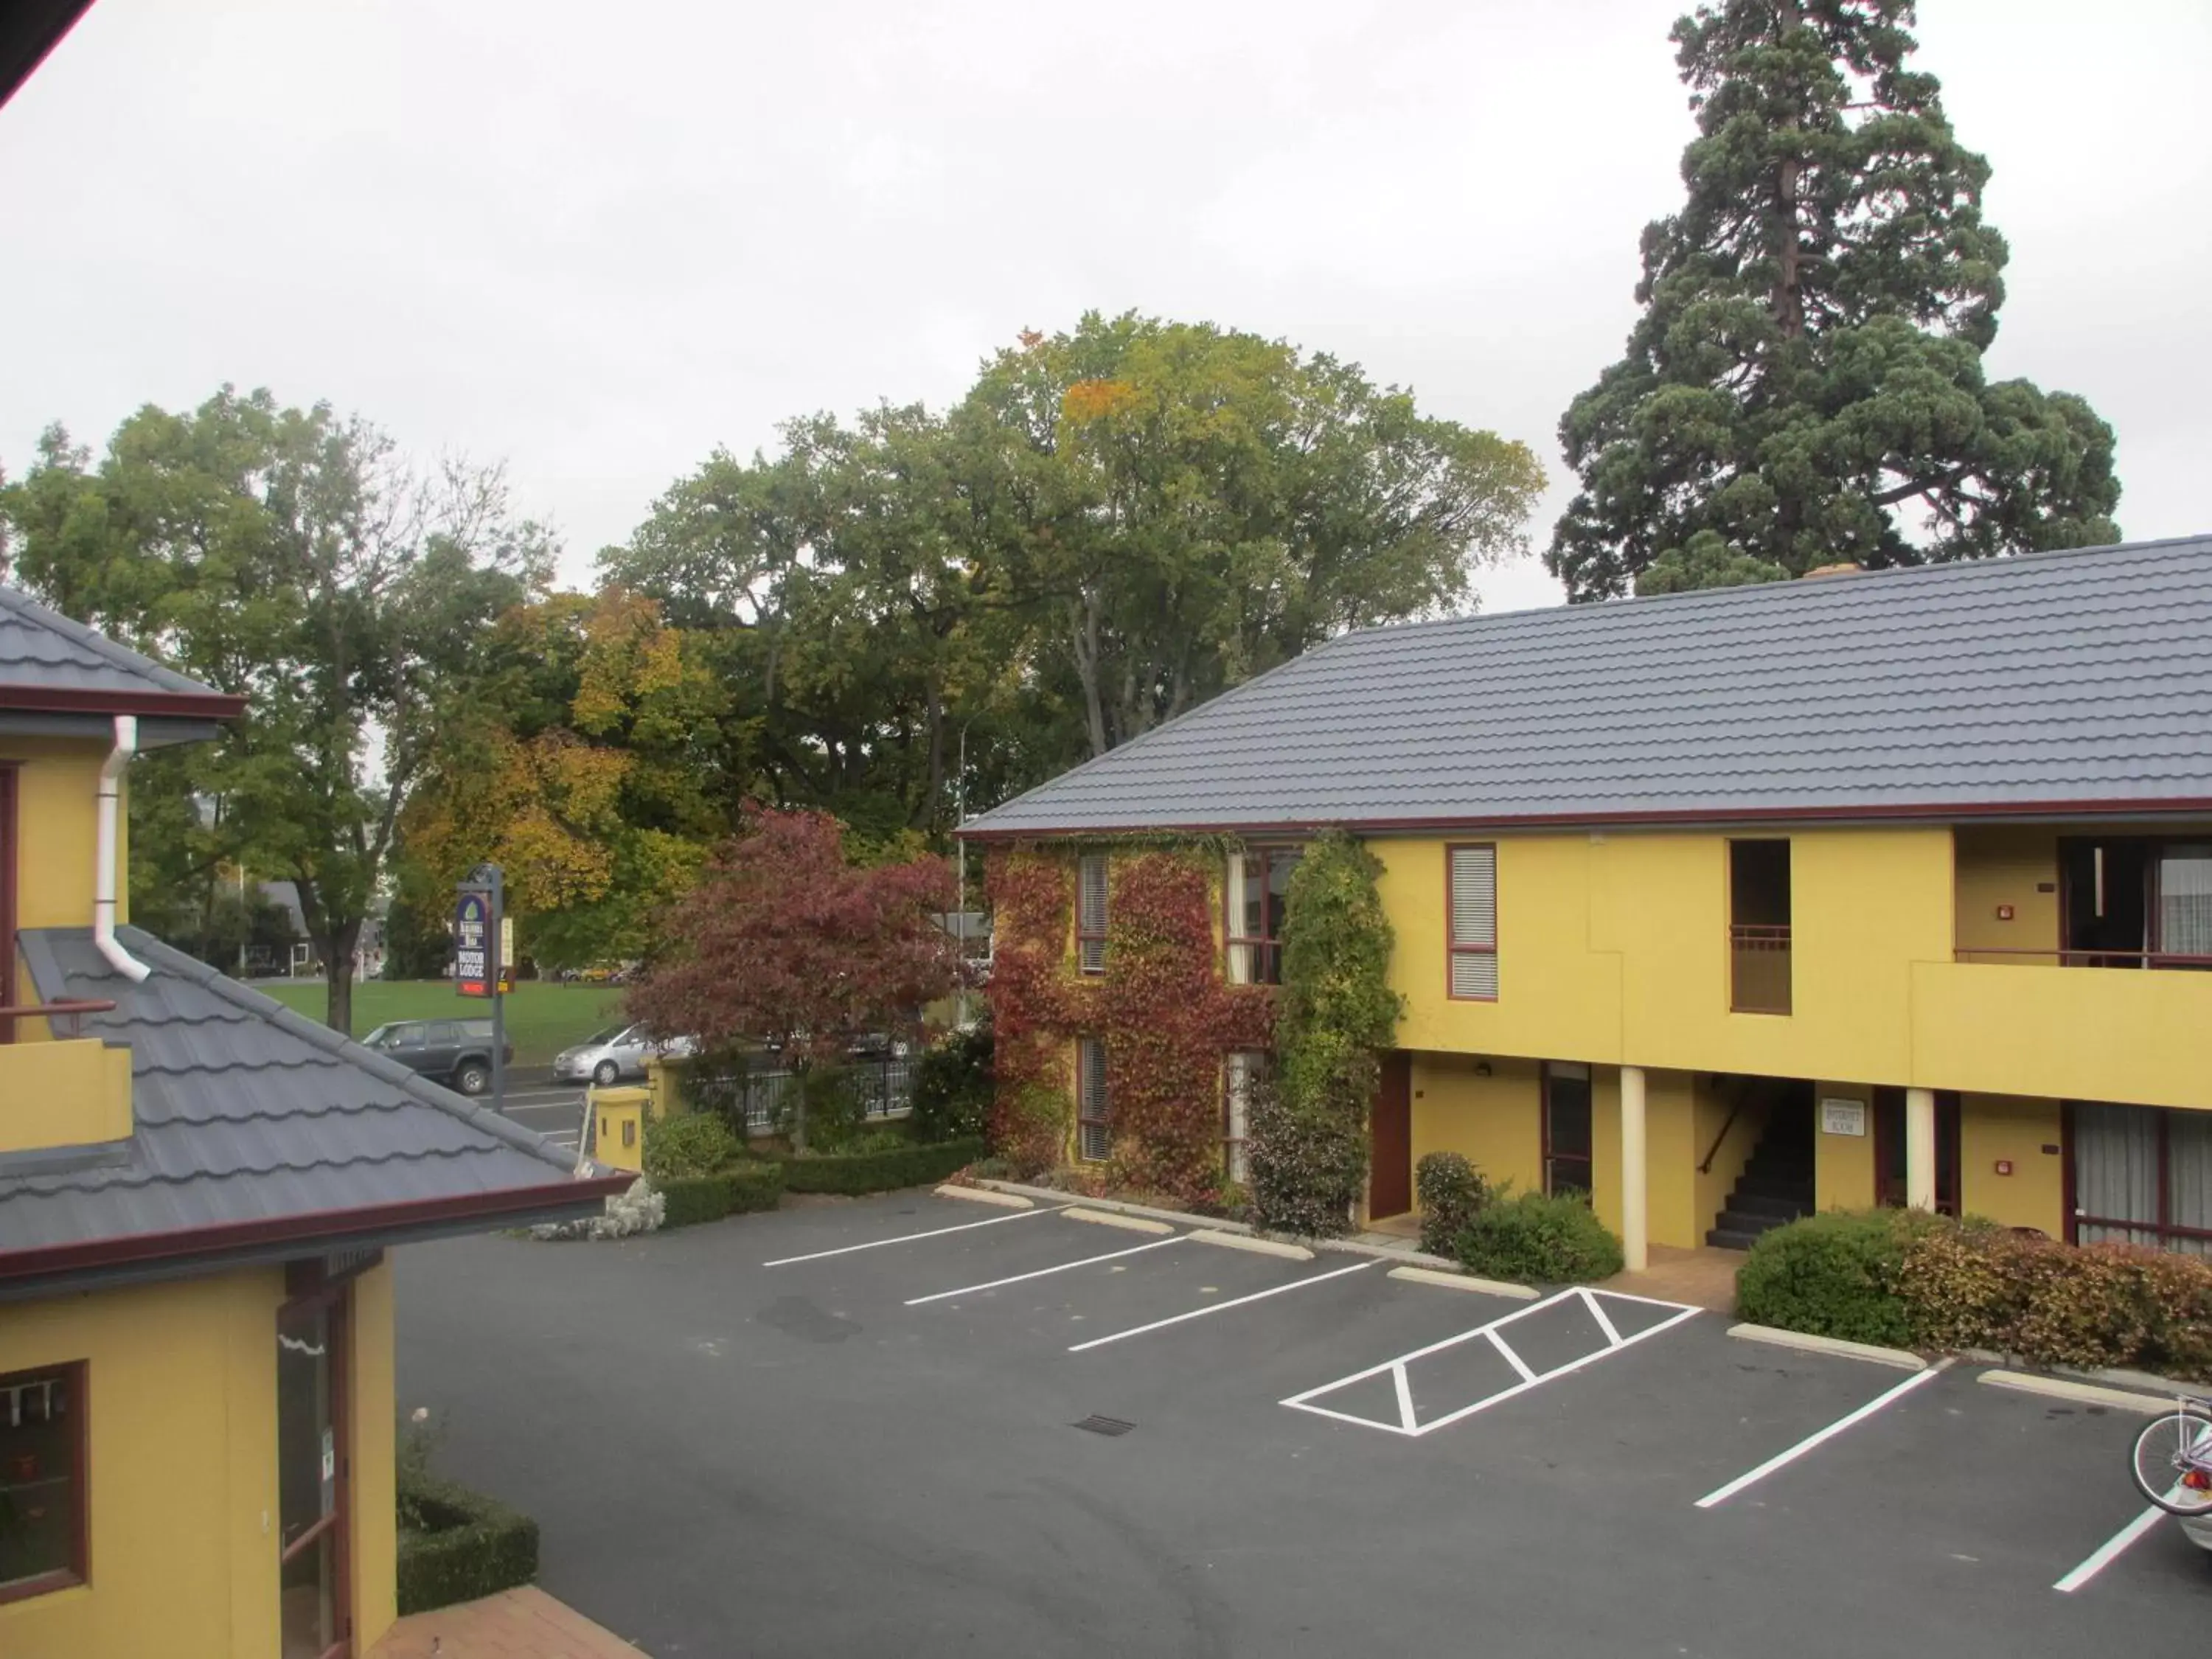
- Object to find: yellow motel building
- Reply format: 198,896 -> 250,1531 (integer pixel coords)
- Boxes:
0,588 -> 627,1657
961,538 -> 2212,1268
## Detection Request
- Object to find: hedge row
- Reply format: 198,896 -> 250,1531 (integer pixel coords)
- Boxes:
658,1161 -> 787,1228
1736,1209 -> 2212,1380
772,1136 -> 990,1195
397,1475 -> 538,1615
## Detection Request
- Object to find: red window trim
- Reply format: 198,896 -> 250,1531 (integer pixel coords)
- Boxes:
2064,1101 -> 2209,1250
1444,842 -> 1498,1004
1075,854 -> 1107,976
1223,846 -> 1299,985
1540,1062 -> 1592,1197
277,1277 -> 354,1658
1,765 -> 17,1046
0,1358 -> 90,1606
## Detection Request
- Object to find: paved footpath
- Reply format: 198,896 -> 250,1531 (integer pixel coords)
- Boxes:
371,1586 -> 644,1658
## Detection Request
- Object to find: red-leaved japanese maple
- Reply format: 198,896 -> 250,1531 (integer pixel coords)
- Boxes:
627,807 -> 959,1148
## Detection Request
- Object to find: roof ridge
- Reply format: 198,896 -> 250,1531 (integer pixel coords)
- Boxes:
0,583 -> 226,698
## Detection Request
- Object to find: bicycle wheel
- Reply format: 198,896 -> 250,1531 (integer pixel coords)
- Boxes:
2130,1406 -> 2212,1515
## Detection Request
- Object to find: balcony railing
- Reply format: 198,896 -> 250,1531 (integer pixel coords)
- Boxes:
1728,924 -> 1792,1015
1952,947 -> 2212,970
0,998 -> 117,1043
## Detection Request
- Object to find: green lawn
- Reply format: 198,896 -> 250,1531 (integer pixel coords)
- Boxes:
260,979 -> 630,1065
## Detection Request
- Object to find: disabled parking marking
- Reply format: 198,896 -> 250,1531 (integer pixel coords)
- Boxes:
1693,1359 -> 1952,1509
1281,1286 -> 1700,1437
1068,1259 -> 1377,1352
904,1234 -> 1185,1305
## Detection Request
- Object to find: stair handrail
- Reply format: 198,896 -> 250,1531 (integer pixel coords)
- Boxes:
1698,1089 -> 1745,1175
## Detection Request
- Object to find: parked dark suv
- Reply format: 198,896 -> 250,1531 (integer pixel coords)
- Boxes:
361,1018 -> 513,1096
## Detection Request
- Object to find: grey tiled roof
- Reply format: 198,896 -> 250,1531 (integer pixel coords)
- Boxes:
0,582 -> 225,700
0,927 -> 602,1262
964,535 -> 2212,835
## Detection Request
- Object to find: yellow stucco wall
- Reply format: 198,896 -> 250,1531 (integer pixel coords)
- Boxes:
1958,1095 -> 2066,1234
1953,827 -> 2060,962
0,1262 -> 400,1659
1812,1080 -> 1877,1212
0,1039 -> 133,1154
5,739 -> 128,1012
0,1268 -> 282,1659
1408,1052 -> 1541,1194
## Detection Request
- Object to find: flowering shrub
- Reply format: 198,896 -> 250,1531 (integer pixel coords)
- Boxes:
1415,1151 -> 1493,1255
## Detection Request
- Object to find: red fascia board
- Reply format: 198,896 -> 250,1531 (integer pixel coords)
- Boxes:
0,684 -> 248,720
953,796 -> 2212,841
0,1172 -> 634,1284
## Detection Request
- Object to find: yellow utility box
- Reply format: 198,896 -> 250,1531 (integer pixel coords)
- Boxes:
592,1086 -> 650,1172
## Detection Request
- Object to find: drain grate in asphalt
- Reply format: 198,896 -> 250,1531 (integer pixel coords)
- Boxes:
1072,1414 -> 1135,1437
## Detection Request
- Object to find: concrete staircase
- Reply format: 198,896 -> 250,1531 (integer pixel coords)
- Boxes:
1705,1106 -> 1815,1251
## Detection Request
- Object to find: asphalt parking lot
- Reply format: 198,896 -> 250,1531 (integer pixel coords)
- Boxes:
487,1078 -> 593,1153
397,1191 -> 2208,1658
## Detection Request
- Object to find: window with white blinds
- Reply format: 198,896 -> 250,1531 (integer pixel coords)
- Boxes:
1077,853 -> 1108,974
1077,1037 -> 1110,1162
1448,844 -> 1498,1000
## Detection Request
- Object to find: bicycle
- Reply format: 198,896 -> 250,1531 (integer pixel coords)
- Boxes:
2129,1393 -> 2212,1516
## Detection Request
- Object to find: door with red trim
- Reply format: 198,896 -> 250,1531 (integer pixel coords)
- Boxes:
279,1287 -> 351,1659
1368,1051 -> 1413,1219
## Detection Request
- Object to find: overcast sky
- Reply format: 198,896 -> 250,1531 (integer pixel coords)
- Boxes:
2,0 -> 2205,614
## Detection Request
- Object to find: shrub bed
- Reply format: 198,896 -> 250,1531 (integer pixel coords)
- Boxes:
642,1112 -> 744,1181
396,1474 -> 538,1615
1446,1189 -> 1623,1284
1414,1150 -> 1492,1256
658,1161 -> 786,1228
773,1135 -> 989,1195
1739,1209 -> 2212,1380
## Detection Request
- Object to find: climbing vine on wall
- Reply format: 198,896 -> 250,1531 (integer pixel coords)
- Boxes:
1249,830 -> 1402,1236
983,843 -> 1271,1203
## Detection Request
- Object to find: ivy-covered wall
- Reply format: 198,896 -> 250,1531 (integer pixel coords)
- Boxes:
983,842 -> 1272,1206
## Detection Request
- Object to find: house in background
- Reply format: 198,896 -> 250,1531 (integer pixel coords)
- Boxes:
0,586 -> 629,1658
960,535 -> 2212,1267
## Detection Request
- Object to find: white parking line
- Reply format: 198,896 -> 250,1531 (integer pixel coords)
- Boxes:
762,1206 -> 1057,1267
2053,1506 -> 2170,1593
1282,1286 -> 1700,1437
905,1235 -> 1183,1306
1068,1259 -> 1376,1352
1694,1359 -> 1952,1509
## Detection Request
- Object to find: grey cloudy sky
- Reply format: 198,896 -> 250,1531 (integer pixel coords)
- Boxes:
2,0 -> 2205,614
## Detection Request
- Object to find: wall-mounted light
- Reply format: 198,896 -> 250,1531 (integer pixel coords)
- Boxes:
1474,1060 -> 1492,1077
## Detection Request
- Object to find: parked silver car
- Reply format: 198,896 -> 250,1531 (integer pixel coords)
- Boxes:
552,1023 -> 696,1087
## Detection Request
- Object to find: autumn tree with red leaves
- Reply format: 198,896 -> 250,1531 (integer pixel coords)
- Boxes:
626,806 -> 959,1149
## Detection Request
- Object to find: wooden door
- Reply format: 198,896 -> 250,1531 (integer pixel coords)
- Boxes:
1368,1051 -> 1413,1219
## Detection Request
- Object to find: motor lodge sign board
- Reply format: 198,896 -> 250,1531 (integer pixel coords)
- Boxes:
455,889 -> 493,998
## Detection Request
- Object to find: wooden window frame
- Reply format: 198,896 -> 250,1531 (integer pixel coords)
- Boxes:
1726,838 -> 1793,1015
0,765 -> 17,1045
1076,1037 -> 1110,1164
1222,1051 -> 1267,1184
1224,846 -> 1299,986
2065,1102 -> 2212,1249
1540,1062 -> 1593,1197
0,1359 -> 90,1606
1445,843 -> 1498,1003
1076,853 -> 1107,976
276,1278 -> 354,1659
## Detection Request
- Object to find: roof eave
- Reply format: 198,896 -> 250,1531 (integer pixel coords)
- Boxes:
0,684 -> 248,720
957,794 -> 2212,842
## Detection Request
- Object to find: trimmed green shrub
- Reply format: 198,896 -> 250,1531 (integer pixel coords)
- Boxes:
642,1112 -> 743,1181
1246,1070 -> 1366,1237
658,1161 -> 786,1228
1735,1208 -> 1942,1347
911,1024 -> 994,1144
396,1473 -> 538,1615
1415,1151 -> 1492,1256
1448,1188 -> 1624,1284
773,1136 -> 989,1195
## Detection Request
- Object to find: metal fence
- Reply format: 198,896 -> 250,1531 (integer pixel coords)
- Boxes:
688,1056 -> 916,1137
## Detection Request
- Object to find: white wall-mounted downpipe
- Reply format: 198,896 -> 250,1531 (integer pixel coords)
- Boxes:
95,714 -> 150,983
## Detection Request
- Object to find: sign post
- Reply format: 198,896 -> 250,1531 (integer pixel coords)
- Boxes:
456,866 -> 509,1116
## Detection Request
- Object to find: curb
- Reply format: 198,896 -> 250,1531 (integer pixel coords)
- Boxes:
1725,1323 -> 1926,1370
1962,1349 -> 2203,1399
1388,1265 -> 1540,1301
1060,1206 -> 1175,1235
933,1184 -> 1032,1209
1190,1228 -> 1312,1260
1976,1369 -> 2174,1414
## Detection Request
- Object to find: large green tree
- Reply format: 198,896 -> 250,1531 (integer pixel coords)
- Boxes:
1548,0 -> 2120,600
0,388 -> 551,1032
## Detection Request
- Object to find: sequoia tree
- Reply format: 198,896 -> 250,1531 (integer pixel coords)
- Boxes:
1548,0 -> 2121,599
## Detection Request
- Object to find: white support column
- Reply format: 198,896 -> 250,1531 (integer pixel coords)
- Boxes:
1905,1086 -> 1938,1211
1620,1064 -> 1648,1272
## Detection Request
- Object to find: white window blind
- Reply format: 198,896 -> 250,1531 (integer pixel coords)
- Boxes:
1450,844 -> 1498,999
1078,854 -> 1108,973
1078,1037 -> 1110,1162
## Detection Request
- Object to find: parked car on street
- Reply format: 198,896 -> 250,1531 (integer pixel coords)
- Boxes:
552,1023 -> 698,1087
361,1018 -> 513,1096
